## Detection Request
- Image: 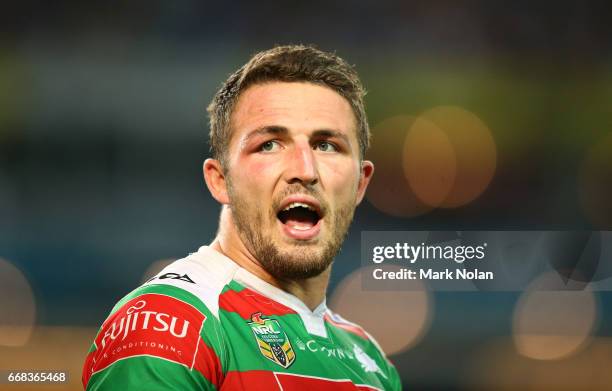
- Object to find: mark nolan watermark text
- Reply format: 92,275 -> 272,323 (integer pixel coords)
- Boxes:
373,268 -> 494,281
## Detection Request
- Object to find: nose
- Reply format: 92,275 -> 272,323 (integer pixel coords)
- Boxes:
284,141 -> 318,185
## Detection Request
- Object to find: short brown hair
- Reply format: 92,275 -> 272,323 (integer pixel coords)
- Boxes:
207,45 -> 370,167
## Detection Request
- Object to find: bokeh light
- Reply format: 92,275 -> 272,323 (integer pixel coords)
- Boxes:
403,116 -> 457,207
512,272 -> 597,360
579,133 -> 612,228
366,115 -> 435,217
330,265 -> 432,356
368,108 -> 496,217
0,258 -> 36,347
141,258 -> 176,283
416,106 -> 497,208
466,337 -> 612,390
0,326 -> 98,391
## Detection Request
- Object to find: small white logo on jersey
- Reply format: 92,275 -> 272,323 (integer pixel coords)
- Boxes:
353,344 -> 387,379
294,338 -> 306,350
126,300 -> 146,314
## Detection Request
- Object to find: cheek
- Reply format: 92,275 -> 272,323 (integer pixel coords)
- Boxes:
232,158 -> 279,193
242,160 -> 266,179
321,160 -> 361,198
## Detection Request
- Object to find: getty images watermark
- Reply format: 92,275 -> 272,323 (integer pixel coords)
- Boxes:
361,231 -> 612,291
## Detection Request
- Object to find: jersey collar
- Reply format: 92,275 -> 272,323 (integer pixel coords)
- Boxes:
198,245 -> 329,337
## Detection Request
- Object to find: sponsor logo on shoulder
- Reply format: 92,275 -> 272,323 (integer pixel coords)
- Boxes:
89,294 -> 205,374
147,272 -> 195,284
248,312 -> 295,368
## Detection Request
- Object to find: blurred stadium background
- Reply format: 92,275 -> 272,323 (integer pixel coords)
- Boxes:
1,1 -> 612,389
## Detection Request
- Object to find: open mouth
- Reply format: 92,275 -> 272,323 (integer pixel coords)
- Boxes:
277,202 -> 321,231
276,198 -> 323,240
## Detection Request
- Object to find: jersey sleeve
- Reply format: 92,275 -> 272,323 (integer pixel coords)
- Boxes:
82,284 -> 227,390
385,360 -> 403,391
364,330 -> 403,391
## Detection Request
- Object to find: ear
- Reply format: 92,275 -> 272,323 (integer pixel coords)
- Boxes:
355,160 -> 374,205
203,158 -> 230,204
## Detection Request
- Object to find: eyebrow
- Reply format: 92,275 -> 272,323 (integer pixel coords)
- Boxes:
310,129 -> 350,145
241,126 -> 350,146
243,125 -> 288,142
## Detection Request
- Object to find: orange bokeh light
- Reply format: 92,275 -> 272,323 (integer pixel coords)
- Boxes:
416,106 -> 497,208
367,115 -> 434,217
512,272 -> 597,361
403,116 -> 456,208
0,258 -> 36,347
330,265 -> 432,356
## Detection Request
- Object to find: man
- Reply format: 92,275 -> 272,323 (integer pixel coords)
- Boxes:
82,45 -> 402,390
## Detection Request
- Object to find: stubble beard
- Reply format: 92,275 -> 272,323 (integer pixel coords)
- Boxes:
227,181 -> 356,281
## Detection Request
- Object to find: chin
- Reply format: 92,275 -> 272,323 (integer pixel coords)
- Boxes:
250,235 -> 336,281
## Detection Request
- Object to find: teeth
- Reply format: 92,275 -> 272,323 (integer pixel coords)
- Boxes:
282,202 -> 315,212
291,223 -> 312,231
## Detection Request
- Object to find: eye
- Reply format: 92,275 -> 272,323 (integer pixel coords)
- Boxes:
314,141 -> 337,152
259,140 -> 281,152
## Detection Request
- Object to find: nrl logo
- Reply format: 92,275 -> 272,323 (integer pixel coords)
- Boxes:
248,312 -> 296,368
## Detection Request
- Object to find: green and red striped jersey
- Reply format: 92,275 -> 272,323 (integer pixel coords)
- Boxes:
82,246 -> 402,390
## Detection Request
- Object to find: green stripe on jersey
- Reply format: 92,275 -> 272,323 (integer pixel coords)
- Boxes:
86,355 -> 216,391
110,284 -> 209,316
221,280 -> 246,294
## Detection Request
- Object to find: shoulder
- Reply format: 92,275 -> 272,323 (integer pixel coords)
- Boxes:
325,309 -> 402,389
324,310 -> 374,345
82,246 -> 237,390
138,245 -> 239,318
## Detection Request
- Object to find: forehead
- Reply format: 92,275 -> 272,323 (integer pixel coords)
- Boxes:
229,81 -> 357,142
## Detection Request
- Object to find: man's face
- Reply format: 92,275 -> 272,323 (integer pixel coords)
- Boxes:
223,81 -> 372,280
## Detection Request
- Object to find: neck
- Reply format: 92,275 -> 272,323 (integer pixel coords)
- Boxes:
211,206 -> 330,311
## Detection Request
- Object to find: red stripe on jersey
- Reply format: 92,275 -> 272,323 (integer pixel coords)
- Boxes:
193,332 -> 224,387
324,312 -> 369,341
219,288 -> 297,320
222,370 -> 381,390
82,350 -> 96,387
82,293 -> 222,388
222,370 -> 274,390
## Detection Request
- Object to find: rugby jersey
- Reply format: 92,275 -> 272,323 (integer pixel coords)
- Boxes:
83,246 -> 402,390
